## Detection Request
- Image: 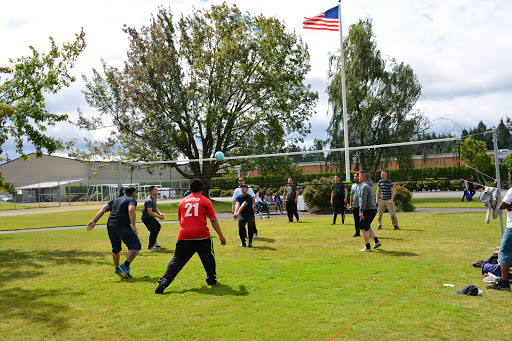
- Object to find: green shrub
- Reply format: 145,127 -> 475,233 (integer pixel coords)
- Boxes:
221,189 -> 234,197
302,177 -> 332,210
209,188 -> 222,197
393,185 -> 414,212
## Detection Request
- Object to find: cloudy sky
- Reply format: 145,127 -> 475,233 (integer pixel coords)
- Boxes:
2,0 -> 512,160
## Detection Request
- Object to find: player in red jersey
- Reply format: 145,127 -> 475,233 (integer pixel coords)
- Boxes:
155,179 -> 226,294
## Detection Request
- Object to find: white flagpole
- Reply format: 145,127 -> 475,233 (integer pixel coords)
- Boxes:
338,1 -> 350,182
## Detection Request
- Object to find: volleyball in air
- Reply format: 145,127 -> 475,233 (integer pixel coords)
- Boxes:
214,151 -> 224,161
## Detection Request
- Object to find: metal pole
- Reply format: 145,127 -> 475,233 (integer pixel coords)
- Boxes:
493,128 -> 504,237
68,180 -> 71,206
338,1 -> 350,182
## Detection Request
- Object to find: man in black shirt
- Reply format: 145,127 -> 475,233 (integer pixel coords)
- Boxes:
141,186 -> 165,251
233,184 -> 256,247
86,186 -> 141,278
284,178 -> 299,223
330,175 -> 348,225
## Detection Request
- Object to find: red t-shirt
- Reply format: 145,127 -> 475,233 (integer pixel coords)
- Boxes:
177,193 -> 216,240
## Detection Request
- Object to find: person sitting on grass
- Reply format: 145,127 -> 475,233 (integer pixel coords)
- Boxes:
86,186 -> 140,279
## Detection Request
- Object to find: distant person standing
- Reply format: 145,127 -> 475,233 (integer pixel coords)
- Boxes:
376,171 -> 399,230
141,186 -> 165,251
274,192 -> 283,215
330,175 -> 348,225
462,175 -> 475,201
358,171 -> 381,251
284,178 -> 299,222
349,172 -> 361,237
155,179 -> 226,294
232,177 -> 257,237
86,186 -> 141,278
233,184 -> 257,247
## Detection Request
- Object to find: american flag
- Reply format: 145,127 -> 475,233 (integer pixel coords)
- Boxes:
303,6 -> 340,31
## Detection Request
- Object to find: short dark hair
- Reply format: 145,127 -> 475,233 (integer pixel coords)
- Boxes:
189,178 -> 202,192
360,170 -> 370,177
149,185 -> 157,191
120,186 -> 137,197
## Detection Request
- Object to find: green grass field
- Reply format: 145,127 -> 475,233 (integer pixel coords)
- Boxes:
0,200 -> 233,231
0,212 -> 507,340
412,197 -> 485,208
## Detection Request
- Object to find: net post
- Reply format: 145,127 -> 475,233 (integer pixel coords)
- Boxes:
493,128 -> 504,237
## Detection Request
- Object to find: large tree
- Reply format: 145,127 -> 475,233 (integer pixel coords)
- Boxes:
460,136 -> 491,185
326,18 -> 426,176
0,30 -> 86,193
76,3 -> 317,195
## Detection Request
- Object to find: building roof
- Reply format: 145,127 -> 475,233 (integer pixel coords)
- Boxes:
16,179 -> 84,190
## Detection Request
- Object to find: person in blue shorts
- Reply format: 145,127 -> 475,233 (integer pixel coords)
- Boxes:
487,168 -> 512,291
86,186 -> 141,278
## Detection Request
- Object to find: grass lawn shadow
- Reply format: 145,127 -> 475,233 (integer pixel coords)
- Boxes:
375,249 -> 419,257
251,245 -> 277,251
165,283 -> 249,296
123,275 -> 160,284
254,237 -> 276,243
0,287 -> 75,331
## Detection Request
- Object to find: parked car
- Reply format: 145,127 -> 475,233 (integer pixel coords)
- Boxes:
0,196 -> 14,202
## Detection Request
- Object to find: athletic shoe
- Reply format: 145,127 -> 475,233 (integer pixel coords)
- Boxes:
288,221 -> 293,223
239,244 -> 246,247
359,247 -> 372,252
119,264 -> 132,278
148,246 -> 158,251
154,242 -> 161,247
486,279 -> 511,291
394,226 -> 400,230
248,244 -> 253,248
155,283 -> 167,294
377,226 -> 382,230
115,268 -> 122,276
341,220 -> 344,225
352,234 -> 361,237
253,233 -> 258,237
331,222 -> 336,225
374,242 -> 382,249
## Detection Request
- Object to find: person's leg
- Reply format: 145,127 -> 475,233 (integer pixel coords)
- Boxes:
386,201 -> 399,228
286,201 -> 293,222
247,219 -> 256,246
353,207 -> 360,236
462,191 -> 466,202
119,227 -> 141,277
196,238 -> 218,285
341,201 -> 345,224
238,217 -> 247,246
332,200 -> 339,224
108,227 -> 123,270
362,229 -> 370,245
158,240 -> 196,288
293,202 -> 299,221
488,227 -> 512,290
112,252 -> 121,268
143,217 -> 157,248
377,200 -> 386,229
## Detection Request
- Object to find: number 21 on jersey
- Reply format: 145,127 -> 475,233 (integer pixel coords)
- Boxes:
184,202 -> 199,217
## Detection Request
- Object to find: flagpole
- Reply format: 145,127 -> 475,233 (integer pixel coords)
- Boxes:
338,1 -> 350,182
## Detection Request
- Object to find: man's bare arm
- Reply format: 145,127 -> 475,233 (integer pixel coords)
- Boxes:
128,204 -> 138,236
86,204 -> 110,231
210,218 -> 226,245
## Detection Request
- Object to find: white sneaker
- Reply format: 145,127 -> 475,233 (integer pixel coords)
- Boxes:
374,242 -> 382,249
154,242 -> 161,247
148,246 -> 158,251
359,247 -> 372,252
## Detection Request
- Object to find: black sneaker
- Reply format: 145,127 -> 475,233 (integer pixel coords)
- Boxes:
331,222 -> 336,225
155,283 -> 168,294
486,279 -> 511,291
394,226 -> 400,230
341,220 -> 344,225
352,234 -> 361,237
239,244 -> 246,247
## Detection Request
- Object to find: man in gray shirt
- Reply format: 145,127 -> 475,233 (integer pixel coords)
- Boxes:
358,170 -> 381,252
141,186 -> 165,250
349,172 -> 361,237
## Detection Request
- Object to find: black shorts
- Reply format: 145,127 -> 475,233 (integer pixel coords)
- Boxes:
360,209 -> 377,231
107,225 -> 141,253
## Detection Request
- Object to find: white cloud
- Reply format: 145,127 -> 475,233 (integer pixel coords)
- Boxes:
2,0 -> 512,156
